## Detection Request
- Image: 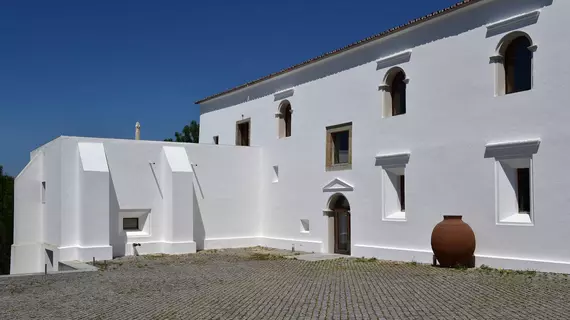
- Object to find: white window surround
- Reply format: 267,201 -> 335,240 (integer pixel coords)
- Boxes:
378,67 -> 410,118
375,50 -> 412,70
486,10 -> 540,36
119,209 -> 151,237
273,88 -> 294,101
375,152 -> 411,167
375,152 -> 410,222
274,104 -> 294,118
495,157 -> 533,225
490,31 -> 537,97
300,219 -> 310,234
272,165 -> 279,183
484,139 -> 540,159
485,139 -> 540,226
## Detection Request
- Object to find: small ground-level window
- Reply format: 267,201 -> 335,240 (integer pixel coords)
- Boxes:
123,218 -> 139,231
326,123 -> 352,171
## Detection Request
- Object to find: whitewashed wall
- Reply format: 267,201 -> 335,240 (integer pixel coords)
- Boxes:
199,0 -> 570,272
12,0 -> 570,275
11,137 -> 262,274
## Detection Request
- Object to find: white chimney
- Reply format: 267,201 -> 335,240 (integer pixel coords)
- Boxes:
135,122 -> 141,140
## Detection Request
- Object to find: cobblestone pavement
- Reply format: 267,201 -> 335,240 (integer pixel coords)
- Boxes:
2,247 -> 570,319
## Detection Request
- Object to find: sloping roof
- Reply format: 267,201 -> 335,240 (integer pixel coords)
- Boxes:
195,0 -> 482,104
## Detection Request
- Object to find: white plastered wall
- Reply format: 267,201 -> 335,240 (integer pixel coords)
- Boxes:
11,136 -> 262,274
13,0 -> 570,274
199,0 -> 570,272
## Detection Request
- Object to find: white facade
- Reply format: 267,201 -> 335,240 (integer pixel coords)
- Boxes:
11,137 -> 262,274
12,0 -> 570,274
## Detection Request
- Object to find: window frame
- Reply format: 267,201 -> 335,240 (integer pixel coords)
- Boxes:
123,217 -> 140,231
390,71 -> 407,116
504,36 -> 533,95
495,157 -> 534,226
380,67 -> 409,118
325,123 -> 352,171
235,118 -> 251,146
491,32 -> 536,97
277,100 -> 293,139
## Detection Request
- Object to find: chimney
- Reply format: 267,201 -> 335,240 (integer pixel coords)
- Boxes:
135,122 -> 141,140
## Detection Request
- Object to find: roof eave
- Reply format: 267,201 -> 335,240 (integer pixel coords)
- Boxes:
195,0 -> 484,105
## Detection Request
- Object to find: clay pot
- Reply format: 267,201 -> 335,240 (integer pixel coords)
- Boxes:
431,215 -> 476,268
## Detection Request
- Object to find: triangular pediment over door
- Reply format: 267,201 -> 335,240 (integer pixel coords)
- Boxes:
322,178 -> 354,193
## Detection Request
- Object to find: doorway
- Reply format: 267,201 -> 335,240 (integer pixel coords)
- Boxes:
328,194 -> 351,255
236,119 -> 251,146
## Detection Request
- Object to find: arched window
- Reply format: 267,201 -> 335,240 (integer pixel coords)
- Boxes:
380,68 -> 408,118
277,100 -> 292,138
504,36 -> 532,94
492,32 -> 534,96
390,71 -> 407,116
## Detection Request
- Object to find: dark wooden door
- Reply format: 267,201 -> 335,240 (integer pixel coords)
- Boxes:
334,210 -> 351,255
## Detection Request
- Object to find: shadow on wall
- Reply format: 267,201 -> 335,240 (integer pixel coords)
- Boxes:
199,0 -> 553,115
193,188 -> 205,251
109,174 -> 126,258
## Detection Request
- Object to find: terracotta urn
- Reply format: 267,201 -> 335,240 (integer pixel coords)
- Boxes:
431,215 -> 476,268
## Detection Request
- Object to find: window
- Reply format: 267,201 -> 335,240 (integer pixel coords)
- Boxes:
123,218 -> 139,231
380,68 -> 408,117
300,219 -> 310,233
41,181 -> 46,204
495,157 -> 533,224
505,36 -> 532,94
383,168 -> 406,221
235,119 -> 251,146
390,71 -> 407,116
272,165 -> 279,183
326,123 -> 352,171
213,136 -> 219,145
492,32 -> 534,96
375,152 -> 410,221
516,168 -> 531,213
277,100 -> 292,138
285,107 -> 292,137
399,175 -> 405,212
485,139 -> 539,225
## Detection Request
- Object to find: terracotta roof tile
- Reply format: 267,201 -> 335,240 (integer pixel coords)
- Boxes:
195,0 -> 482,104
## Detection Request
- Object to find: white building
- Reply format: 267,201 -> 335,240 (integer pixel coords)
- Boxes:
12,0 -> 570,274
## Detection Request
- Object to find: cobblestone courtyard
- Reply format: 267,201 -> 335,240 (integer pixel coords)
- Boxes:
1,248 -> 570,319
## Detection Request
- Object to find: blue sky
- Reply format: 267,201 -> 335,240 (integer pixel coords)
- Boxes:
0,0 -> 460,175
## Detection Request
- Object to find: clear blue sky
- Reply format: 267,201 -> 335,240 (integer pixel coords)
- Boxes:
0,0 -> 460,175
